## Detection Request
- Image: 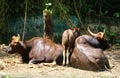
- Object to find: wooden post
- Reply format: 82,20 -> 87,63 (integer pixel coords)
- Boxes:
43,10 -> 54,40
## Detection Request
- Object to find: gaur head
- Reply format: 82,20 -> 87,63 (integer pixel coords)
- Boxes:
87,26 -> 110,50
87,26 -> 106,41
73,27 -> 80,37
4,34 -> 26,54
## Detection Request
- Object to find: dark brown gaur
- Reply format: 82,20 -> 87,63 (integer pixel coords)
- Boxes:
62,28 -> 79,65
4,35 -> 63,65
70,35 -> 111,71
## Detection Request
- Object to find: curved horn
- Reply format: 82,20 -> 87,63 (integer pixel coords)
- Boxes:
15,33 -> 20,42
103,28 -> 105,33
87,26 -> 97,36
17,33 -> 20,38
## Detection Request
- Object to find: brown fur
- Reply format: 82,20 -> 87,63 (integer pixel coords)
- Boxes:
62,28 -> 79,65
70,35 -> 110,70
4,37 -> 63,65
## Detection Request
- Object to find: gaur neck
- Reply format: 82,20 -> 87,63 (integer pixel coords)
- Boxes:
97,39 -> 110,50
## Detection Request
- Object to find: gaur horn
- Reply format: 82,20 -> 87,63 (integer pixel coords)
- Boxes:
17,33 -> 20,38
15,34 -> 20,42
103,28 -> 105,33
87,26 -> 97,37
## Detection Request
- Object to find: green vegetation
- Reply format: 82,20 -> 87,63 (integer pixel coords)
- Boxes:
44,3 -> 52,15
6,74 -> 11,78
109,32 -> 117,37
0,0 -> 120,44
1,0 -> 120,23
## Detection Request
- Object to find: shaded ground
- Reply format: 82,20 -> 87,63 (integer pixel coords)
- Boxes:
0,45 -> 120,78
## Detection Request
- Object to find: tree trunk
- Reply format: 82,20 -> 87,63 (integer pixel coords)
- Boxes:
43,10 -> 54,40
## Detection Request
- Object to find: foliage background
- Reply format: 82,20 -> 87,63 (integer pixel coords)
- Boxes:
0,0 -> 120,44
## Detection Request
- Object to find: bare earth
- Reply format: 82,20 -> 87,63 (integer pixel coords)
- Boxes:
0,45 -> 120,78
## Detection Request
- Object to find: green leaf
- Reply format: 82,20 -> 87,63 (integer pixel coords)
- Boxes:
113,12 -> 120,18
104,10 -> 108,15
45,3 -> 52,6
6,75 -> 11,78
48,3 -> 52,6
110,32 -> 116,37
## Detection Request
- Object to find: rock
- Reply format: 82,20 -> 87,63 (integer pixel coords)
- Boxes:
0,61 -> 6,70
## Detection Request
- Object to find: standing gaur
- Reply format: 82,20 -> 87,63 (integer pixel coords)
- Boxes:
62,28 -> 80,65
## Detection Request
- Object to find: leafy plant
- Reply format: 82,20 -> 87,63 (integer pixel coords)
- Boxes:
116,40 -> 120,45
6,74 -> 11,78
97,25 -> 105,32
113,12 -> 120,18
109,32 -> 117,37
44,2 -> 52,15
45,3 -> 52,10
99,6 -> 109,16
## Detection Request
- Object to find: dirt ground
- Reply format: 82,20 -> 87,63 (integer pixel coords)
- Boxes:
0,45 -> 120,78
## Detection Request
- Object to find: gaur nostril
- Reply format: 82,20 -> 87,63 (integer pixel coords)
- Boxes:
3,46 -> 11,53
3,47 -> 8,53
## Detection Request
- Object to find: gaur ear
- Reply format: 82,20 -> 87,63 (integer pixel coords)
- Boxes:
100,32 -> 106,40
76,28 -> 79,31
74,28 -> 79,31
15,37 -> 20,42
12,36 -> 17,40
12,35 -> 20,42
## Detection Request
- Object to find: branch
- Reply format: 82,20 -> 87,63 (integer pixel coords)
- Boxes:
22,0 -> 28,41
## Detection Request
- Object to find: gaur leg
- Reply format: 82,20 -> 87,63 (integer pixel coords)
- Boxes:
29,59 -> 57,66
104,58 -> 111,71
62,50 -> 66,65
105,59 -> 111,69
98,57 -> 111,71
66,49 -> 70,65
63,45 -> 68,65
40,61 -> 57,67
87,56 -> 102,70
66,47 -> 73,65
29,58 -> 45,64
